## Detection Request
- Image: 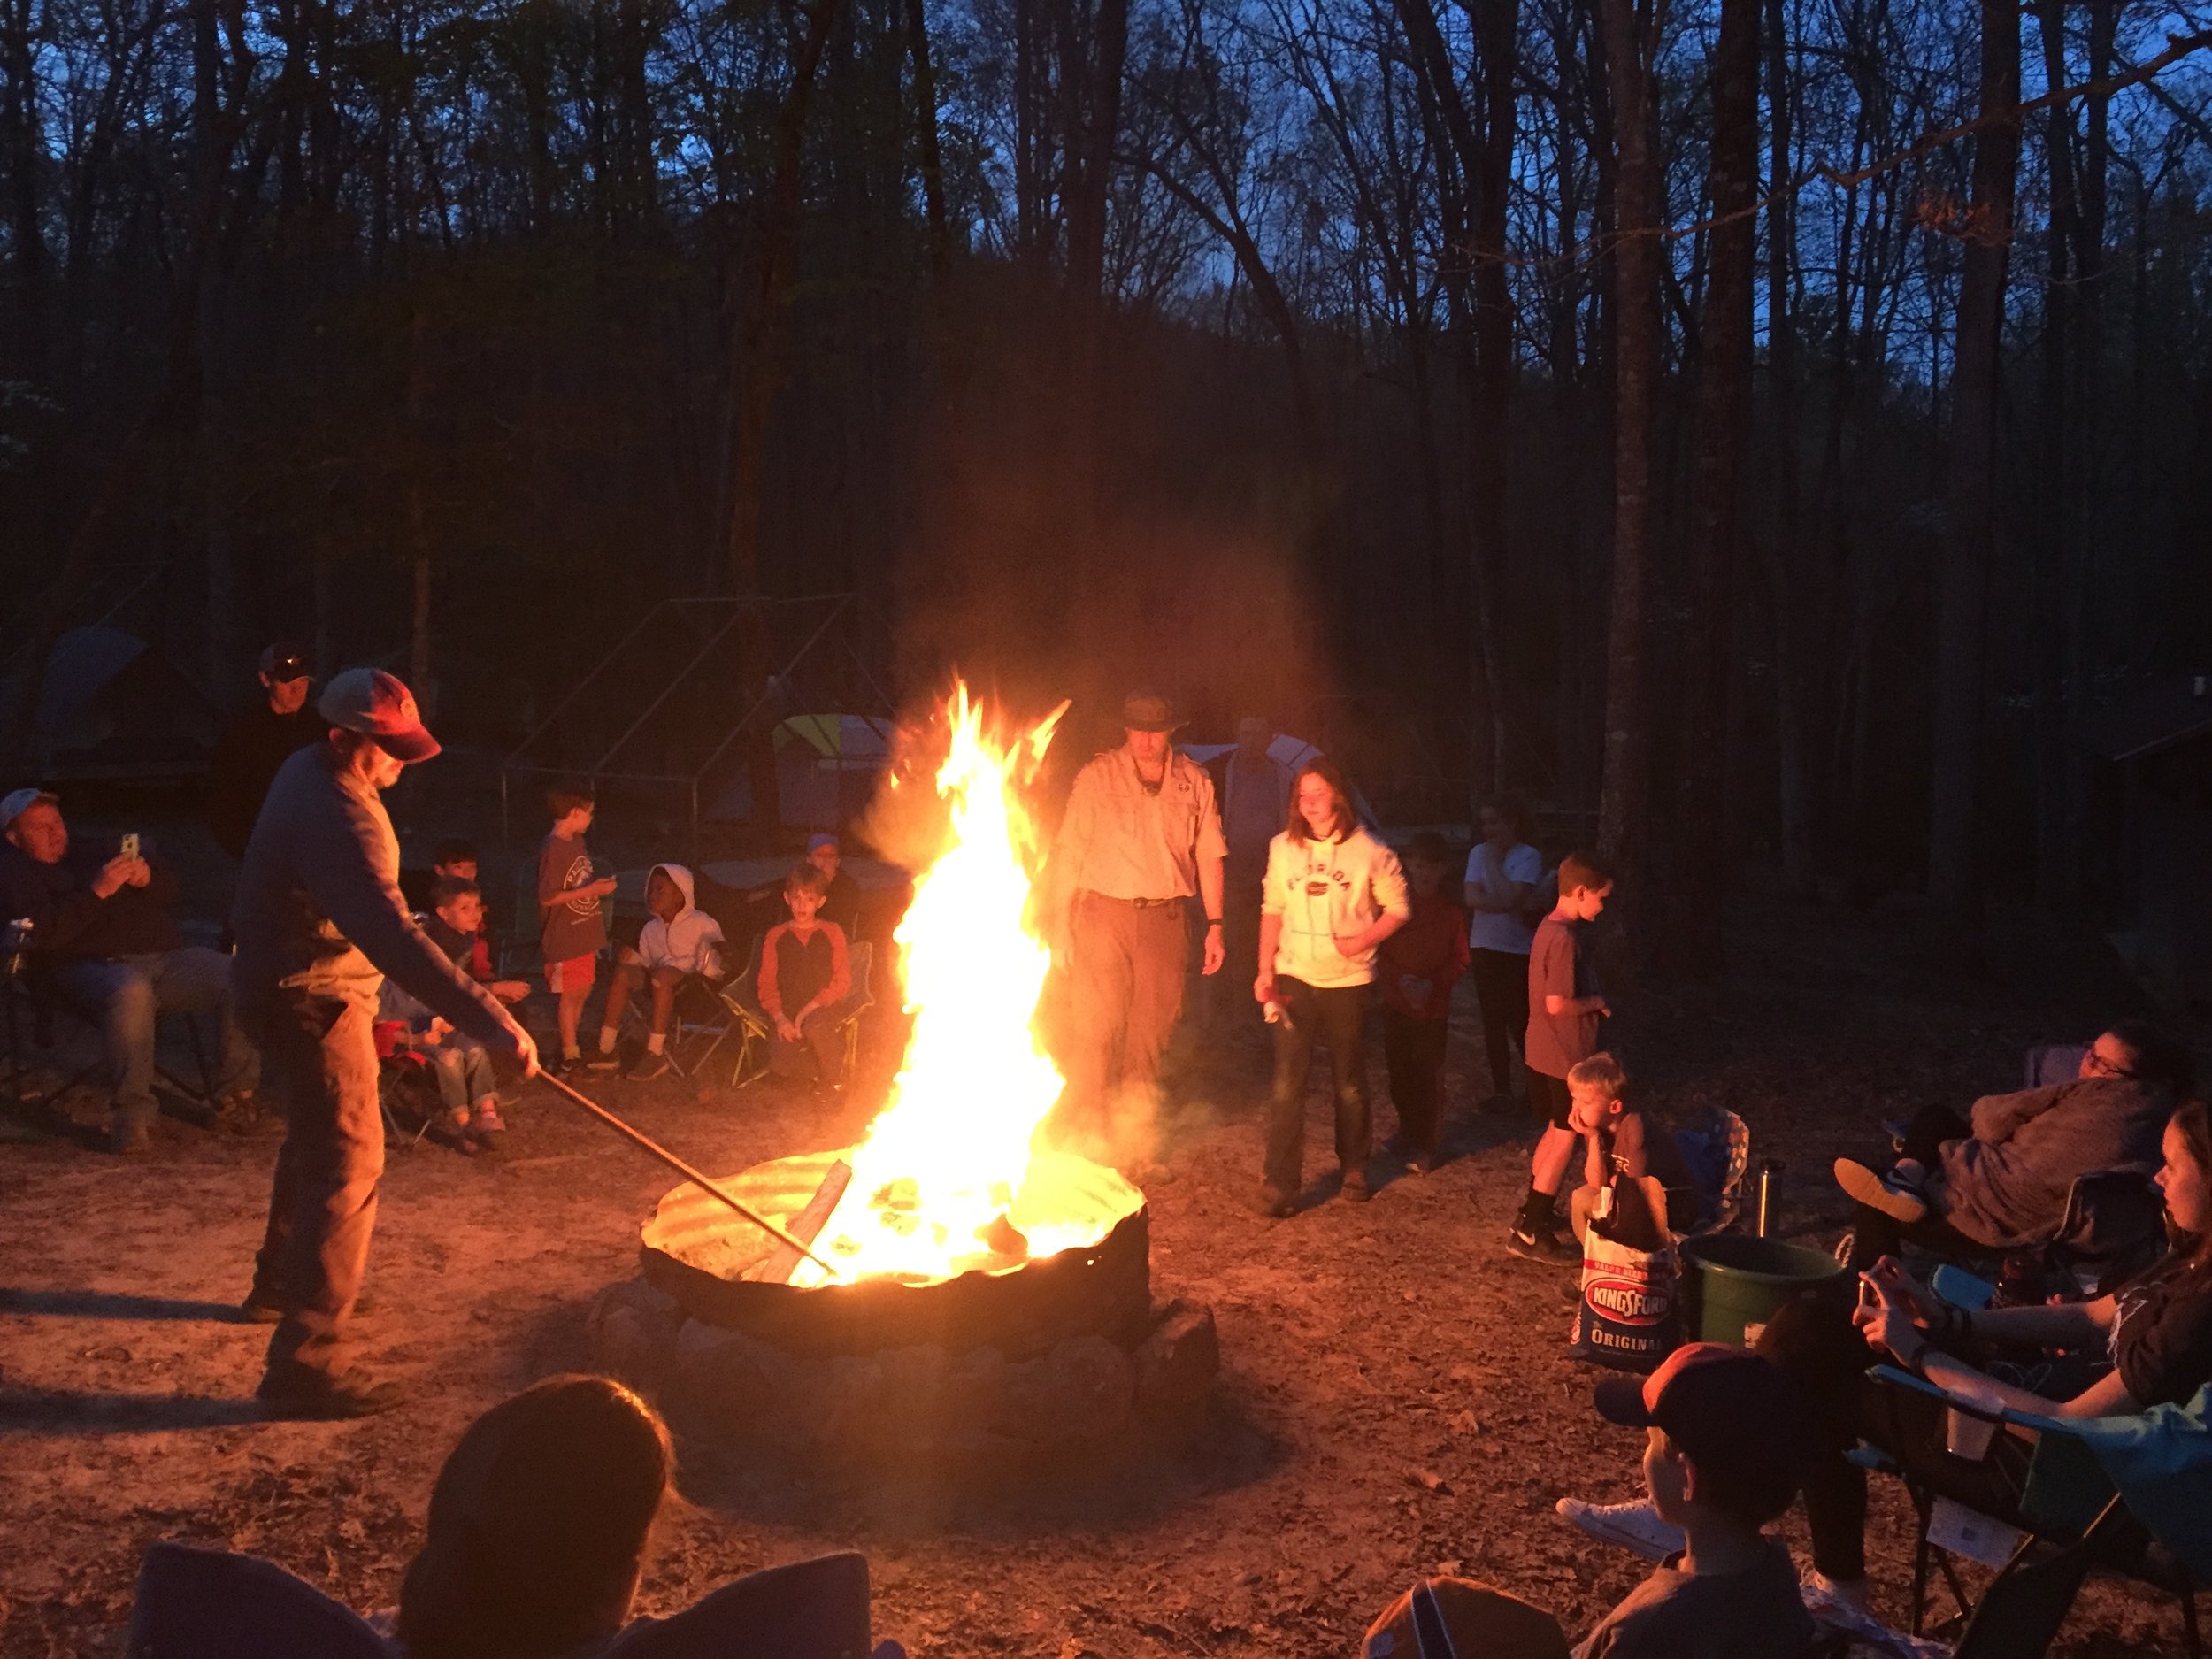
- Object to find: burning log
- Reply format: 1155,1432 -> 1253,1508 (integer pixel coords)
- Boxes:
744,1158 -> 852,1285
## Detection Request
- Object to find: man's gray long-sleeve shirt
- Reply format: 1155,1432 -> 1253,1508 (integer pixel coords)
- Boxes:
232,745 -> 513,1049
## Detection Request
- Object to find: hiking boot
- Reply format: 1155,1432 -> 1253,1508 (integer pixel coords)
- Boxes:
110,1118 -> 154,1157
1833,1157 -> 1928,1223
1555,1495 -> 1684,1561
629,1052 -> 672,1082
1255,1184 -> 1295,1219
1505,1223 -> 1579,1265
257,1369 -> 404,1421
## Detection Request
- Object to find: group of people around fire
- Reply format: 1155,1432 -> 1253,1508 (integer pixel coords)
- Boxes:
11,657 -> 2212,1656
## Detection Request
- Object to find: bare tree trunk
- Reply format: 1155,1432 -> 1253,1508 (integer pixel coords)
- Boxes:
1925,0 -> 2020,962
1675,0 -> 1760,971
1470,0 -> 1520,803
1595,0 -> 1660,924
1764,0 -> 1815,895
904,0 -> 951,282
2031,0 -> 2077,911
724,0 -> 846,596
408,302 -> 432,703
1,0 -> 46,379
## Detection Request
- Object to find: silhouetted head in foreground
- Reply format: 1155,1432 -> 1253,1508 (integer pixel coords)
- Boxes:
399,1375 -> 675,1659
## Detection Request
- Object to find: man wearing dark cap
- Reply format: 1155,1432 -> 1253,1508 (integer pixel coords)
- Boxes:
1572,1344 -> 1817,1657
206,641 -> 321,858
1044,691 -> 1226,1158
234,668 -> 537,1418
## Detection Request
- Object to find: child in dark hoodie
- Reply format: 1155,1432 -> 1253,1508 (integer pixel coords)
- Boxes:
594,864 -> 725,1080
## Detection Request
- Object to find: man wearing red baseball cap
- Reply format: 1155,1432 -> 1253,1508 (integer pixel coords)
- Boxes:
1572,1344 -> 1816,1657
234,668 -> 538,1418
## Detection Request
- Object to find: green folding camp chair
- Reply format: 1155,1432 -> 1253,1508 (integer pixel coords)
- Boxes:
720,940 -> 873,1090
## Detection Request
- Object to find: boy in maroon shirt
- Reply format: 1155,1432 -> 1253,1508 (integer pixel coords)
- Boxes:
758,864 -> 852,1091
1509,850 -> 1614,1263
1377,832 -> 1469,1172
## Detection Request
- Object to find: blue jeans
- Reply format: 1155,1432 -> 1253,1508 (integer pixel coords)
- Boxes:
426,1034 -> 498,1115
54,949 -> 260,1131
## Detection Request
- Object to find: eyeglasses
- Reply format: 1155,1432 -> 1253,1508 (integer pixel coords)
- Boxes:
2082,1047 -> 2133,1079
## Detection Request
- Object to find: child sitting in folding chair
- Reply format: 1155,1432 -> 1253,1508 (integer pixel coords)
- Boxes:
595,864 -> 725,1081
376,876 -> 526,1153
759,864 -> 851,1094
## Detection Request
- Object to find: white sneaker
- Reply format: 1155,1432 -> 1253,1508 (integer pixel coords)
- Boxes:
1554,1495 -> 1685,1561
1801,1570 -> 1870,1613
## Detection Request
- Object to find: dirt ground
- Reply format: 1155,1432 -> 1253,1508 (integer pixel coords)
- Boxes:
0,895 -> 2198,1657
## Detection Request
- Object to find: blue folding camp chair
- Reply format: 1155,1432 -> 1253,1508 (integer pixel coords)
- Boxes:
1863,1365 -> 2207,1656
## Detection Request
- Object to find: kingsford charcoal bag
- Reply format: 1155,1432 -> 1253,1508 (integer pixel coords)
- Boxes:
1570,1212 -> 1684,1373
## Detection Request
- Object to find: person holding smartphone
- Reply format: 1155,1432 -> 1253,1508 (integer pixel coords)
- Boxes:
0,789 -> 261,1153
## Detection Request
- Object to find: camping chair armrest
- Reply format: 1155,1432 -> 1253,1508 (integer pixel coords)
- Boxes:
1867,1364 -> 2069,1435
1869,1363 -> 2011,1426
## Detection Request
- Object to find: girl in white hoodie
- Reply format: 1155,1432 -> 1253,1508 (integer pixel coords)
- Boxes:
1255,760 -> 1410,1215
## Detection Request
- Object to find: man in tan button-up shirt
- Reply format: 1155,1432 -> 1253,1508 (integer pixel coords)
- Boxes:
1047,692 -> 1227,1158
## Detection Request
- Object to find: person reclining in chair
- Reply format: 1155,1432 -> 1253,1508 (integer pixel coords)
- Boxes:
1832,1020 -> 2194,1272
0,787 -> 260,1154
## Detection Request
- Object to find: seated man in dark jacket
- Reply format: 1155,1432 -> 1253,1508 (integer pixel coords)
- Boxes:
1834,1020 -> 2193,1271
0,788 -> 259,1153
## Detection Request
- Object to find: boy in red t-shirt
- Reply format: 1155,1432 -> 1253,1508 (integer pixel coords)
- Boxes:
758,864 -> 852,1091
1376,831 -> 1469,1172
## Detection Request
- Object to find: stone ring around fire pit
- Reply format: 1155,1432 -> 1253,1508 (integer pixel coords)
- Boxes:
587,1148 -> 1220,1473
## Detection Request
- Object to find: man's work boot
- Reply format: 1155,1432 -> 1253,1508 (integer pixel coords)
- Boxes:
257,1368 -> 404,1420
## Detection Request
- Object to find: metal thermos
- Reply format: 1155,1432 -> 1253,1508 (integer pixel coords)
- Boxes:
1755,1161 -> 1783,1238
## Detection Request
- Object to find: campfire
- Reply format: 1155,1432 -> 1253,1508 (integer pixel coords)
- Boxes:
600,684 -> 1215,1464
643,684 -> 1142,1308
796,684 -> 1130,1284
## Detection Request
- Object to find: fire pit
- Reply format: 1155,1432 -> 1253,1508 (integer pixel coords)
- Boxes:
588,1148 -> 1212,1471
637,1148 -> 1150,1358
585,686 -> 1217,1473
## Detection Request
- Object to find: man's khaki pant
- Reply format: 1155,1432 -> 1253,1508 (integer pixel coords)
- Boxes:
1060,892 -> 1188,1137
250,995 -> 383,1385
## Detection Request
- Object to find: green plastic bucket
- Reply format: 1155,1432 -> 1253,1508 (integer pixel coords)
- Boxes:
1679,1234 -> 1850,1348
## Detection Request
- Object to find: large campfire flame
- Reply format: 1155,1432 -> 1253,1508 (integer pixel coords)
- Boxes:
789,684 -> 1121,1286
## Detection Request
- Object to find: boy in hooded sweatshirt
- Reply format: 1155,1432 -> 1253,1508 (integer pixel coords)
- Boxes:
593,864 -> 726,1080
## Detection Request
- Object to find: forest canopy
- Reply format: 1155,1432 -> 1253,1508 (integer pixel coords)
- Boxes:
3,0 -> 2209,959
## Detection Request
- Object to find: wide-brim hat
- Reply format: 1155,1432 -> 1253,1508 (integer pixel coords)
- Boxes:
1120,691 -> 1185,733
318,668 -> 441,764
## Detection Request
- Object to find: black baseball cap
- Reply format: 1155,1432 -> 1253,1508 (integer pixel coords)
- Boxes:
1592,1342 -> 1809,1494
259,641 -> 311,681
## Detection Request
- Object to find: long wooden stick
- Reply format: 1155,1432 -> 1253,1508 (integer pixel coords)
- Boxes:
539,1072 -> 846,1280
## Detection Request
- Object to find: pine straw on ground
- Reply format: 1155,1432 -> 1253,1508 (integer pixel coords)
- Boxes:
0,895 -> 2196,1657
